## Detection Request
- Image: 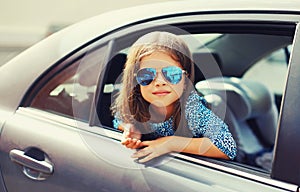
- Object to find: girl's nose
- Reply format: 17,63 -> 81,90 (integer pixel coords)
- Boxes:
154,72 -> 166,86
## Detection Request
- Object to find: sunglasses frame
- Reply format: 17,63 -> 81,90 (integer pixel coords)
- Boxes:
135,66 -> 187,86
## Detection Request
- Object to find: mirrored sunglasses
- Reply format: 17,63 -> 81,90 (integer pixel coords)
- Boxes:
135,66 -> 186,86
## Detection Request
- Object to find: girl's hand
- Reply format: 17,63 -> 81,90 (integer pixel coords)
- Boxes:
131,136 -> 174,163
120,123 -> 142,149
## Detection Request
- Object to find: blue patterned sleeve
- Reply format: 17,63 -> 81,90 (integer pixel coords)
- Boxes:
185,91 -> 237,160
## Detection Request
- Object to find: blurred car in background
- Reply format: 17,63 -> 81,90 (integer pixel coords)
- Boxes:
0,0 -> 300,191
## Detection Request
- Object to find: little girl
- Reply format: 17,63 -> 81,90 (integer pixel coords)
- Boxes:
111,31 -> 237,163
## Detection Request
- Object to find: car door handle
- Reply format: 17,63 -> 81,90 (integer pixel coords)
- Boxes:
9,149 -> 54,180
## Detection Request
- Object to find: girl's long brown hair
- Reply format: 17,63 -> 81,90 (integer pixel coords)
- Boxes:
111,31 -> 195,137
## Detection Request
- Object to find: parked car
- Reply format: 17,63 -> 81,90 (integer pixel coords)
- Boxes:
1,0 -> 300,191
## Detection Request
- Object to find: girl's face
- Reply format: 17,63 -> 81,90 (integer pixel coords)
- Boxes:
138,52 -> 185,111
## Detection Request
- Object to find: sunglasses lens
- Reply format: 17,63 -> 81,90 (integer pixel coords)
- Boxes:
162,66 -> 183,84
136,68 -> 156,86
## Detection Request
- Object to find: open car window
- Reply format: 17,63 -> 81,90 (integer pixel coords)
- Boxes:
95,22 -> 295,174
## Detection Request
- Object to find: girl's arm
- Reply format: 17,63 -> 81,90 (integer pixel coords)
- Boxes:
171,136 -> 229,159
132,136 -> 229,163
185,91 -> 237,160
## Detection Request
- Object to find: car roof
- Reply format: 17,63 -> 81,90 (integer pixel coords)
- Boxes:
4,0 -> 300,64
6,0 -> 300,58
53,0 -> 300,52
1,0 -> 300,111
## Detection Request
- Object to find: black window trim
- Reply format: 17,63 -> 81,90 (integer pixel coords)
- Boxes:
271,22 -> 300,187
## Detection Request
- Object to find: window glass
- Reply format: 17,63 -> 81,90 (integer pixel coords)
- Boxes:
30,45 -> 108,122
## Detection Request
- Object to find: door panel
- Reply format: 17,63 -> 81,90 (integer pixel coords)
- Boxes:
0,108 -> 132,191
0,108 -> 293,192
0,108 -> 223,192
152,155 -> 293,192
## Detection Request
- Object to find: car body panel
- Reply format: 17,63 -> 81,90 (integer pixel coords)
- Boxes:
0,108 -> 138,191
0,108 -> 295,192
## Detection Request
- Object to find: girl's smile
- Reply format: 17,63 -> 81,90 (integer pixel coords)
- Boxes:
152,90 -> 171,96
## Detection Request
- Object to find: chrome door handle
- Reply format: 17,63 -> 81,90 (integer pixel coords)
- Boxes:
9,149 -> 54,180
